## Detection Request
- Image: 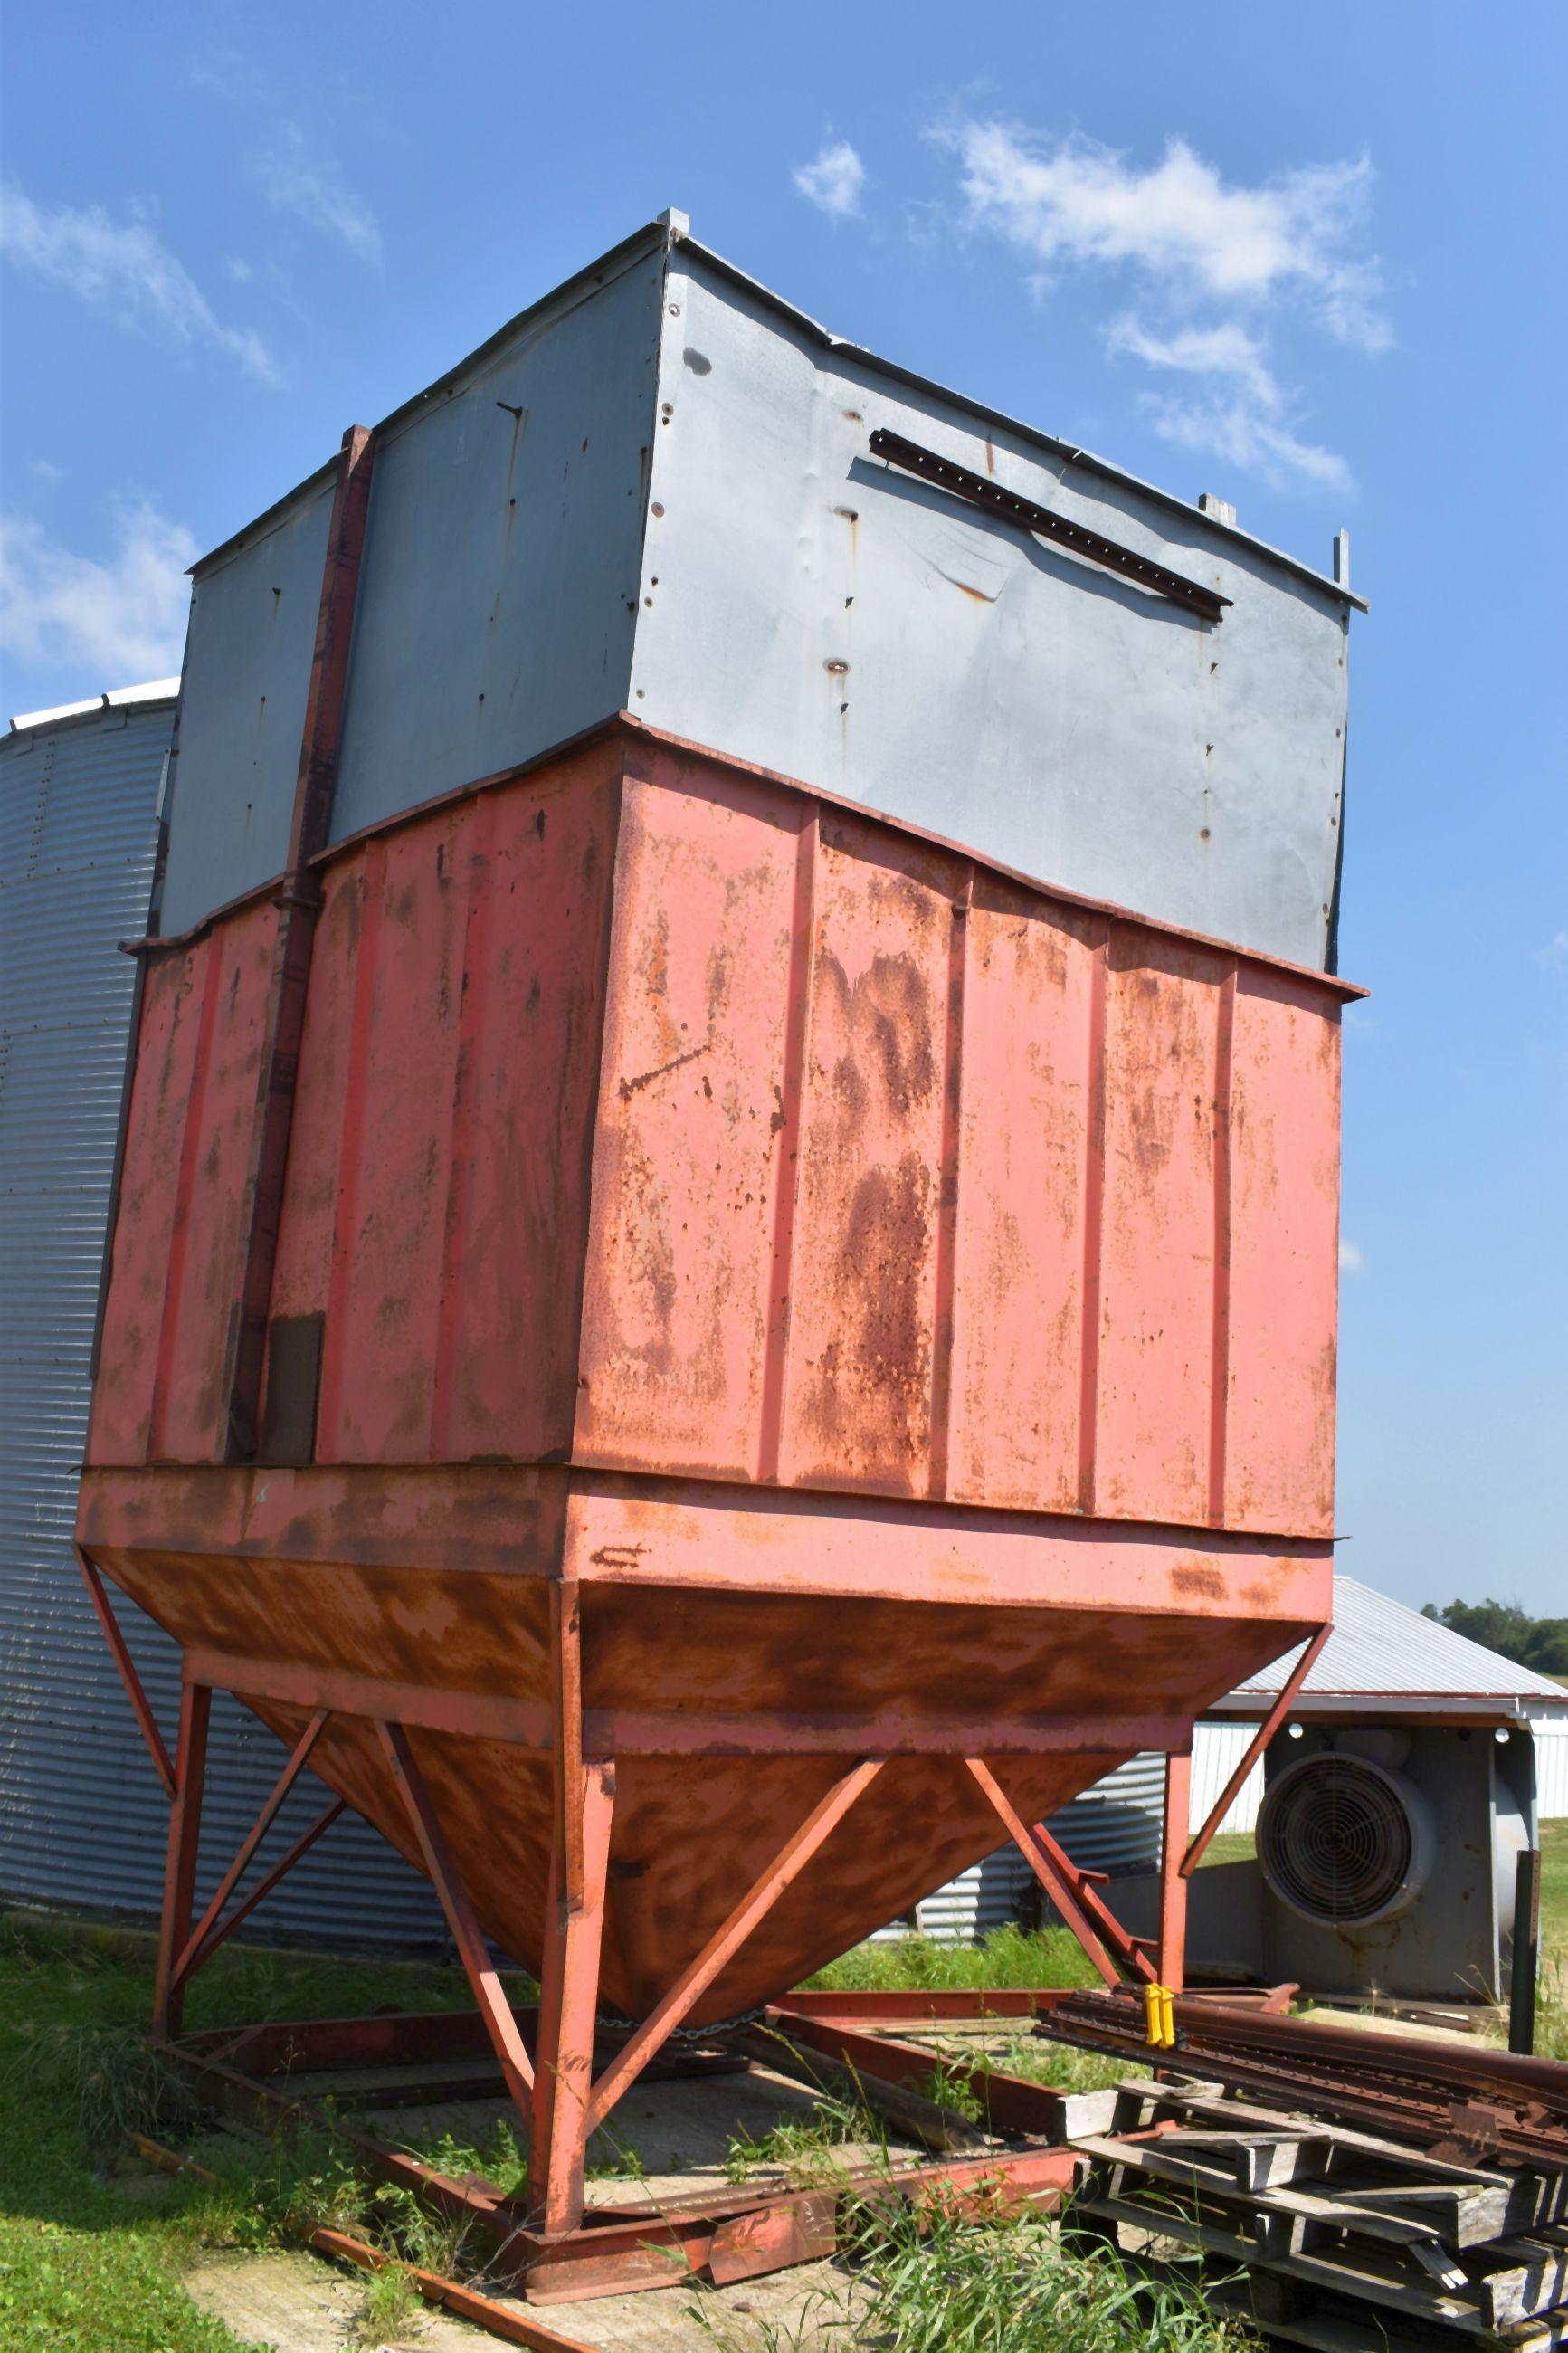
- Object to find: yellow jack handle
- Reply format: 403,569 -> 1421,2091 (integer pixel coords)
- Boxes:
1143,1981 -> 1177,2049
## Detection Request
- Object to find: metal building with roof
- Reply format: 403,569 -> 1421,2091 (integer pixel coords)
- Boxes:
911,1576 -> 1566,1943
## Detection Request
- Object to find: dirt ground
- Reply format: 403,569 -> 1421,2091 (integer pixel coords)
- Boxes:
185,2245 -> 854,2352
186,2063 -> 893,2353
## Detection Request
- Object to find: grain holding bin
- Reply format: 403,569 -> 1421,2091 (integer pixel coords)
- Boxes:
75,212 -> 1359,2241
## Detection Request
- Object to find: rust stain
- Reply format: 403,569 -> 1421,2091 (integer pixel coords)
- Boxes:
618,1041 -> 709,1100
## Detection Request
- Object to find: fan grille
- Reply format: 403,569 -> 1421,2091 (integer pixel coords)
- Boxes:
1258,1755 -> 1415,1925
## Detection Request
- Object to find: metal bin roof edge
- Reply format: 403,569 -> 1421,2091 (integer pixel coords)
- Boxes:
126,707 -> 1370,1005
185,212 -> 1366,616
8,679 -> 180,738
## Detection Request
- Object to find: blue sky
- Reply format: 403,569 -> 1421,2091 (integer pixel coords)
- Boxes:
3,2 -> 1563,1613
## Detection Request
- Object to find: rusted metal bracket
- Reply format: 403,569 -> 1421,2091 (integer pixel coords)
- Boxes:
220,422 -> 377,1463
1181,1621 -> 1332,1876
869,428 -> 1231,623
75,1547 -> 176,1797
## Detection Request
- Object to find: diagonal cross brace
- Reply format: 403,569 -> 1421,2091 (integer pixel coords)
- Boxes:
174,1710 -> 330,1987
966,1756 -> 1158,1988
1182,1623 -> 1332,1877
76,1548 -> 176,1797
584,1758 -> 884,2139
376,1720 -> 536,2127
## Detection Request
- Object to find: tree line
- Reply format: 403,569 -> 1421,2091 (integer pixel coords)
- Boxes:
1421,1597 -> 1568,1680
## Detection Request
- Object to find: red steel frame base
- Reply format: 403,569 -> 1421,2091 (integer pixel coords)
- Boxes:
158,1998 -> 1086,2305
79,1544 -> 1331,2304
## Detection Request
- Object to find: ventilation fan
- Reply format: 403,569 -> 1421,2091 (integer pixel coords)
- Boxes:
1258,1752 -> 1434,1927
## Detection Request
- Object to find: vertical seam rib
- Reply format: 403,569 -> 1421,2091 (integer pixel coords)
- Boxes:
147,938 -> 224,1461
1075,922 -> 1111,1517
927,865 -> 972,1500
756,803 -> 819,1486
430,795 -> 496,1461
315,840 -> 385,1457
1207,961 -> 1238,1527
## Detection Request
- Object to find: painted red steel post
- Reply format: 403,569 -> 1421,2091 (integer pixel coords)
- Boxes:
530,1759 -> 616,2237
1158,1748 -> 1193,1993
153,1680 -> 211,2041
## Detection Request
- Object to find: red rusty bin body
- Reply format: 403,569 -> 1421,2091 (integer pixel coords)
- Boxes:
81,719 -> 1345,2010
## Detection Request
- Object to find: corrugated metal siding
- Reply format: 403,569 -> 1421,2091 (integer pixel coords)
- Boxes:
1191,1721 -> 1264,1835
1530,1715 -> 1568,1821
0,701 -> 447,1948
1236,1577 -> 1568,1704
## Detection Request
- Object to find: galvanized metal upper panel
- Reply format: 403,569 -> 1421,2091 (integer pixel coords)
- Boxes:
636,246 -> 1353,970
158,485 -> 333,938
152,215 -> 1357,971
330,243 -> 663,840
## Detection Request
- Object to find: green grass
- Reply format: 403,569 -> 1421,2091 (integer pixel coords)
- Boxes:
846,2197 -> 1257,2352
1537,1819 -> 1568,1943
1193,1829 -> 1256,1869
0,1909 -> 506,2352
687,2196 -> 1257,2351
805,1920 -> 1101,1995
7,1853 -> 1563,2351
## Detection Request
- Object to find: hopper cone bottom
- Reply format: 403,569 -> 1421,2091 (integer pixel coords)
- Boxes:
81,1458 -> 1326,2024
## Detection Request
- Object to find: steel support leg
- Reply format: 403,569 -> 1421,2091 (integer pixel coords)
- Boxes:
154,1681 -> 211,2040
529,1758 -> 616,2238
1158,1749 -> 1192,1992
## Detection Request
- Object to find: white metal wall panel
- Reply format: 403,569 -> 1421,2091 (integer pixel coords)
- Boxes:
1529,1715 -> 1568,1820
1190,1720 -> 1264,1835
0,700 -> 448,1948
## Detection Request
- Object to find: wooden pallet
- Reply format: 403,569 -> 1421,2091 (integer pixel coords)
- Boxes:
1070,2077 -> 1568,2347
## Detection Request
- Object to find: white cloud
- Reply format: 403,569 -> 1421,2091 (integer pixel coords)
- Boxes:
0,183 -> 277,383
932,123 -> 1383,495
1107,316 -> 1280,407
0,500 -> 197,684
1534,931 -> 1568,973
794,140 -> 866,220
1107,312 -> 1348,490
944,125 -> 1387,349
1144,391 -> 1349,491
257,127 -> 382,262
1339,1239 -> 1365,1274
